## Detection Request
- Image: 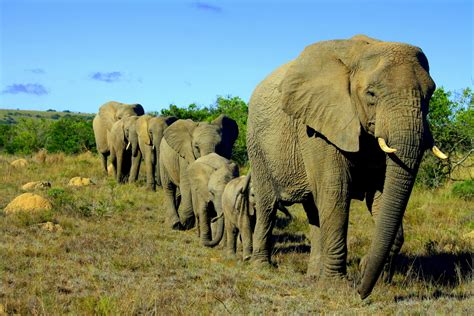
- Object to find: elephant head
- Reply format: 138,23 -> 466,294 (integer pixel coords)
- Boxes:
205,160 -> 240,247
115,103 -> 144,121
121,116 -> 140,153
163,115 -> 239,163
279,35 -> 447,299
136,116 -> 178,156
136,115 -> 178,189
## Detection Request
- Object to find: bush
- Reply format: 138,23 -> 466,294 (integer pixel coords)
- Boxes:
451,180 -> 474,201
1,116 -> 95,155
45,117 -> 95,154
3,118 -> 51,154
417,87 -> 473,188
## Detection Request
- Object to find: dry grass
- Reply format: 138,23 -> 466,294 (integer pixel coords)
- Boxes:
0,153 -> 472,314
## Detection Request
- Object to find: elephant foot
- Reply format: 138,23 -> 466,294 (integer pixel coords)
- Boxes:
181,218 -> 195,230
306,263 -> 321,280
250,255 -> 273,269
243,254 -> 252,261
171,221 -> 185,231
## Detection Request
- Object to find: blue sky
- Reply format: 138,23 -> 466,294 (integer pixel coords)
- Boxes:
0,0 -> 472,113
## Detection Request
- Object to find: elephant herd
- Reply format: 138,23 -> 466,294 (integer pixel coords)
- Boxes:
93,35 -> 448,299
92,101 -> 255,258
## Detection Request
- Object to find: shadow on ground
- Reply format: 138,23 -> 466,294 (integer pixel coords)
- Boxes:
272,232 -> 310,254
394,251 -> 472,286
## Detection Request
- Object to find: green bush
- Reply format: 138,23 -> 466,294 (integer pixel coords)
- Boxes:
1,116 -> 95,154
45,117 -> 95,154
417,87 -> 473,188
451,180 -> 474,201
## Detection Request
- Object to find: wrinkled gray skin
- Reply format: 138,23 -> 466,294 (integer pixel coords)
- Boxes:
219,174 -> 292,260
108,116 -> 140,183
160,115 -> 239,230
187,153 -> 239,247
221,175 -> 254,260
247,35 -> 439,299
129,115 -> 178,190
93,101 -> 144,173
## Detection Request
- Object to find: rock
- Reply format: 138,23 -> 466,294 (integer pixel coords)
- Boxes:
4,193 -> 53,214
68,177 -> 94,186
21,181 -> 51,190
10,158 -> 28,168
42,221 -> 63,233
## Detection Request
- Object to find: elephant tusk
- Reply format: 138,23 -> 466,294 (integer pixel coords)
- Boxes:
126,142 -> 131,150
432,146 -> 448,160
377,138 -> 397,153
152,144 -> 155,150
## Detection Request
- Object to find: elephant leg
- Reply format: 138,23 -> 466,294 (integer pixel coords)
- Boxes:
116,151 -> 124,183
239,207 -> 254,261
225,221 -> 238,257
101,153 -> 109,174
302,198 -> 322,278
154,150 -> 161,188
109,151 -> 117,178
161,171 -> 182,230
177,170 -> 195,230
199,202 -> 212,245
365,190 -> 404,283
251,186 -> 277,265
129,150 -> 142,183
313,151 -> 351,279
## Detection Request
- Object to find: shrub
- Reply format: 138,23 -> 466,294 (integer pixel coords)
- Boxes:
417,87 -> 473,188
451,180 -> 474,201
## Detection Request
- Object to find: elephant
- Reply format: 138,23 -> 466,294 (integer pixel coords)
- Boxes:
92,101 -> 145,173
218,173 -> 292,260
159,114 -> 239,230
127,115 -> 178,191
108,116 -> 141,183
246,35 -> 447,299
186,153 -> 239,247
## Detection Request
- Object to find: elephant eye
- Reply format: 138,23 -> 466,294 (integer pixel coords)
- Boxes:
366,90 -> 376,97
366,90 -> 377,105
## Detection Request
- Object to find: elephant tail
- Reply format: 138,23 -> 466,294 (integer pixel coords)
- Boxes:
203,213 -> 225,248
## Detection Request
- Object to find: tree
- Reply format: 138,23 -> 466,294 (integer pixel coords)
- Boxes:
45,117 -> 95,154
417,87 -> 473,187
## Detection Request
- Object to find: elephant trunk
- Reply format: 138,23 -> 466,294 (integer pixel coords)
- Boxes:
130,132 -> 139,157
358,103 -> 424,299
203,213 -> 225,247
202,190 -> 225,247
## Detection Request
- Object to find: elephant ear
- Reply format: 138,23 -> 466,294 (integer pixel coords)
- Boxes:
211,114 -> 239,159
163,119 -> 197,161
137,115 -> 152,146
280,39 -> 362,152
165,116 -> 178,127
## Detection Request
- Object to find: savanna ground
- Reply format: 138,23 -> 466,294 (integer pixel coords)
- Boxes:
0,152 -> 472,314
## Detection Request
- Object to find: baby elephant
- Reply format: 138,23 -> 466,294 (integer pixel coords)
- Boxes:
221,173 -> 292,260
187,153 -> 239,247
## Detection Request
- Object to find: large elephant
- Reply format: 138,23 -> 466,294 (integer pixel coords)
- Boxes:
187,153 -> 239,247
128,115 -> 178,191
246,35 -> 447,299
92,101 -> 145,173
108,116 -> 141,183
160,115 -> 239,230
